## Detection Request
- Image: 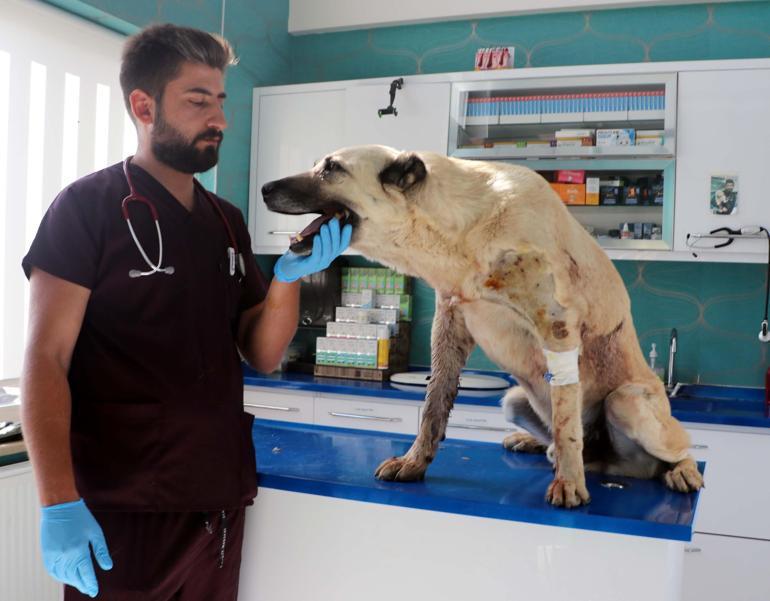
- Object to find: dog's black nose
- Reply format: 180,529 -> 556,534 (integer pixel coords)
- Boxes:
261,180 -> 276,197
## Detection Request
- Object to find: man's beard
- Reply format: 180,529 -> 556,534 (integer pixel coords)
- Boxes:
151,108 -> 223,174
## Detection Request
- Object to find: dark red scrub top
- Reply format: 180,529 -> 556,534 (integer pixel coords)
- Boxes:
22,161 -> 268,512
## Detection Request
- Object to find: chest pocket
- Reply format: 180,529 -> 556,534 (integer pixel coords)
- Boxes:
222,265 -> 244,330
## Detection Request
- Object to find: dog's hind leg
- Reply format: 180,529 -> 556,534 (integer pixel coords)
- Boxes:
501,387 -> 550,453
375,294 -> 475,482
605,383 -> 703,492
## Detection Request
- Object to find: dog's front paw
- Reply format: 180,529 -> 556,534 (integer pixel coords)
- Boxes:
546,476 -> 591,508
502,432 -> 547,454
374,456 -> 427,481
663,458 -> 704,492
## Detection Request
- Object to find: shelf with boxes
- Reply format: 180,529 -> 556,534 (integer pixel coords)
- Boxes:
540,166 -> 669,250
448,73 -> 677,251
448,73 -> 676,161
314,267 -> 413,382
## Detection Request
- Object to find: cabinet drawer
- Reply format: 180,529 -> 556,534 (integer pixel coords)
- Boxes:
243,388 -> 314,424
441,406 -> 521,443
314,396 -> 419,434
686,426 -> 770,539
683,533 -> 770,601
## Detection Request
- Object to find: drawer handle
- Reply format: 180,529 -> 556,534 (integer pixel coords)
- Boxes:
268,231 -> 298,235
245,403 -> 300,412
684,547 -> 702,553
689,444 -> 709,450
448,423 -> 516,433
328,411 -> 402,423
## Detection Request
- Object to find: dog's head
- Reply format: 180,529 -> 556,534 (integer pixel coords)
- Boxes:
261,145 -> 428,256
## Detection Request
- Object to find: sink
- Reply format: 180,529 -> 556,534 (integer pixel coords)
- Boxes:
668,383 -> 764,403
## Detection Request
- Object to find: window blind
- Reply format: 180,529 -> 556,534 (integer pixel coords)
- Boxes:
0,0 -> 135,379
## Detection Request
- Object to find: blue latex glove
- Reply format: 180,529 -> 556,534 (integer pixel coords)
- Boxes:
40,499 -> 113,598
274,218 -> 352,283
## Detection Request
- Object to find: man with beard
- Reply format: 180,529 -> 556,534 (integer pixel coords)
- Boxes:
20,24 -> 350,600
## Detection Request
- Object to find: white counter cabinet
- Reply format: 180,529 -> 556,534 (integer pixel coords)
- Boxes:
682,424 -> 770,601
683,534 -> 770,601
685,425 -> 770,540
314,393 -> 420,434
238,420 -> 695,601
243,387 -> 315,423
240,488 -> 684,601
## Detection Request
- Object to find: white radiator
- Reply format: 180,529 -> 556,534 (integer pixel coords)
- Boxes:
0,462 -> 61,601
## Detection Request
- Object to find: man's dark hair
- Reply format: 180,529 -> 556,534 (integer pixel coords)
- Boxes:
120,23 -> 237,114
725,179 -> 734,185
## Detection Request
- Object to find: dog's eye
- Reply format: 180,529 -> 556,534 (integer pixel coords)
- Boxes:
323,159 -> 344,174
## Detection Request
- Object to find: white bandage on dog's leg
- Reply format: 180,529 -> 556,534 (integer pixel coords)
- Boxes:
543,347 -> 580,386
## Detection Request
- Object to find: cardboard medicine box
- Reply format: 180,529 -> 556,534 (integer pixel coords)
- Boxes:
550,183 -> 586,205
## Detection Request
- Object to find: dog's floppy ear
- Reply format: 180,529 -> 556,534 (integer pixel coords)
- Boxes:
378,152 -> 427,192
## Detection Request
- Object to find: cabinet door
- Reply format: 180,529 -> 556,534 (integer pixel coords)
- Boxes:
314,395 -> 419,434
344,82 -> 450,153
683,533 -> 770,601
674,69 -> 770,255
243,387 -> 314,424
441,405 -> 522,443
252,89 -> 346,253
686,426 -> 770,539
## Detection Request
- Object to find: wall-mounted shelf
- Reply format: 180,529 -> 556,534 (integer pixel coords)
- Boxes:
447,73 -> 678,252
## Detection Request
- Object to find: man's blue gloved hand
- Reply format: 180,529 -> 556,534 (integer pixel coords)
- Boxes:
40,499 -> 113,598
274,218 -> 352,283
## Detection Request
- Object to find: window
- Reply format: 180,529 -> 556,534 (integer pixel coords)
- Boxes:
0,0 -> 136,379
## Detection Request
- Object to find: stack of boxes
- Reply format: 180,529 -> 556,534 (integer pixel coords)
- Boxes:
549,171 -> 664,208
314,268 -> 412,380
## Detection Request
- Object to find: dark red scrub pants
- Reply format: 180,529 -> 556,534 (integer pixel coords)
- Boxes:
64,508 -> 246,601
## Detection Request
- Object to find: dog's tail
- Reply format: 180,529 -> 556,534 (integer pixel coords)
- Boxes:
501,386 -> 529,423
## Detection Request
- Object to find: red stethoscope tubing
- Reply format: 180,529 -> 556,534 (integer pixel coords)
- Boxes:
121,156 -> 243,278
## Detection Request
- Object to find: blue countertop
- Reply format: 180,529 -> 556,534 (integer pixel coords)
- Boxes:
668,384 -> 769,429
243,365 -> 517,407
253,419 -> 701,541
243,366 -> 770,429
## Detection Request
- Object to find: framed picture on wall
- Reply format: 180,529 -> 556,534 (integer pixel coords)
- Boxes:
709,174 -> 738,215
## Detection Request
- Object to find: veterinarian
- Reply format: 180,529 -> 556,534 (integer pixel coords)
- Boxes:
20,24 -> 351,600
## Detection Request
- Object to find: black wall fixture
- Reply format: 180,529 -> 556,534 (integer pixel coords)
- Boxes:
377,77 -> 404,117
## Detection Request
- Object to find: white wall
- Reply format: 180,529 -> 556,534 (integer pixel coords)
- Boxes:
288,0 -> 745,34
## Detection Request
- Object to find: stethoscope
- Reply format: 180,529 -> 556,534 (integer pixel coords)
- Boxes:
121,157 -> 245,280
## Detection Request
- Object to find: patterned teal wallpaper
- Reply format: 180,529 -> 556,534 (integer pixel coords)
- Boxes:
289,2 -> 770,81
301,2 -> 770,387
46,0 -> 770,386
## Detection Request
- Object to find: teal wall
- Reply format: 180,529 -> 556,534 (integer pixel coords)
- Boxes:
45,0 -> 770,386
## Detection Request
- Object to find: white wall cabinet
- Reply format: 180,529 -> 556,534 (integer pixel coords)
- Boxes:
674,69 -> 770,257
250,88 -> 347,254
250,59 -> 770,262
249,77 -> 451,254
343,82 -> 450,153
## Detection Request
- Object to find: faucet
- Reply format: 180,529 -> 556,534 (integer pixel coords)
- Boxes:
666,328 -> 677,394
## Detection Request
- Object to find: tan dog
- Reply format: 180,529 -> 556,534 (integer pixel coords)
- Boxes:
261,145 -> 703,507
